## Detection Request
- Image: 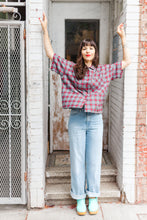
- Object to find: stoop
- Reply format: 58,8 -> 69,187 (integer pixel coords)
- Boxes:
45,151 -> 120,206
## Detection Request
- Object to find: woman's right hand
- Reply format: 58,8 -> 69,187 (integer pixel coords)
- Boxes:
39,12 -> 48,33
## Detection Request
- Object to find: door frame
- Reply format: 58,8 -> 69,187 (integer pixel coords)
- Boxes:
49,0 -> 111,153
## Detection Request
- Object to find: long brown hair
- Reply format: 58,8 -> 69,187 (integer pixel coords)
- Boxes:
73,39 -> 99,80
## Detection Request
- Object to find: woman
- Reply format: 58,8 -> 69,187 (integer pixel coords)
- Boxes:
39,12 -> 131,216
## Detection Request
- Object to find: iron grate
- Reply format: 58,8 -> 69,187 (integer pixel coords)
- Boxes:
0,23 -> 25,202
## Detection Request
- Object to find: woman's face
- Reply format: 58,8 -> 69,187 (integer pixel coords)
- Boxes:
81,45 -> 95,64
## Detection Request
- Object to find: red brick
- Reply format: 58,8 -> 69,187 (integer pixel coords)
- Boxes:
136,184 -> 147,202
140,48 -> 147,56
140,33 -> 147,41
137,76 -> 147,84
138,70 -> 147,77
136,142 -> 147,149
137,91 -> 146,99
140,0 -> 147,5
139,63 -> 147,69
136,0 -> 147,203
136,112 -> 146,118
137,84 -> 146,91
140,56 -> 147,62
141,4 -> 147,13
145,86 -> 147,97
136,118 -> 147,124
136,177 -> 147,185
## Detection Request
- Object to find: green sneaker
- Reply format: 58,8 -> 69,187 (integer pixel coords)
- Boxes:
88,197 -> 99,215
76,198 -> 87,215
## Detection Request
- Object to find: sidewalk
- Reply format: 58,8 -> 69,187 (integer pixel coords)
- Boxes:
0,202 -> 147,220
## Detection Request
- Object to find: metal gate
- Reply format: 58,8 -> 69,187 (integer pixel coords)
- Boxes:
0,21 -> 26,204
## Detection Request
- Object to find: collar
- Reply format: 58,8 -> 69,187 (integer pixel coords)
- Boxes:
88,65 -> 96,70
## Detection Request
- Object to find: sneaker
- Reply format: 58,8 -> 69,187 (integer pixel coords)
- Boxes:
76,198 -> 87,215
88,197 -> 99,215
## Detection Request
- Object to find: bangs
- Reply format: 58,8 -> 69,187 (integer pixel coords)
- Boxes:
81,39 -> 96,48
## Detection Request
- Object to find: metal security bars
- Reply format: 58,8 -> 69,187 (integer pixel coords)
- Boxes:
0,21 -> 26,204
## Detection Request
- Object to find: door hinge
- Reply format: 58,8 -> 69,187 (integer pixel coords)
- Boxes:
23,29 -> 26,40
24,171 -> 27,182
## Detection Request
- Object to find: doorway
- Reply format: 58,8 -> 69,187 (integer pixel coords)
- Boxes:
65,19 -> 99,62
49,1 -> 110,153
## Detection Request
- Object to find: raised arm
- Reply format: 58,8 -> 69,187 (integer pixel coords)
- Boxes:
39,12 -> 54,60
117,23 -> 131,70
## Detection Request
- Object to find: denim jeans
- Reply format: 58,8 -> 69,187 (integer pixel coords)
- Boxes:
68,106 -> 103,200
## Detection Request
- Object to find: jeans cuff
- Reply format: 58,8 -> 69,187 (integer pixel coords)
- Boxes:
86,189 -> 100,197
70,190 -> 86,200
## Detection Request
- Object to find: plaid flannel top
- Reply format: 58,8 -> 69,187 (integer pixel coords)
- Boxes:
51,53 -> 123,113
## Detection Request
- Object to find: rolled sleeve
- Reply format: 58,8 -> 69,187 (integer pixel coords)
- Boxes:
111,61 -> 123,80
51,53 -> 74,77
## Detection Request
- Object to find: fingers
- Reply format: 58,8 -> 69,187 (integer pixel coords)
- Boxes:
38,17 -> 42,24
43,12 -> 46,21
38,17 -> 41,23
119,23 -> 127,29
43,12 -> 45,20
38,12 -> 46,22
120,24 -> 124,30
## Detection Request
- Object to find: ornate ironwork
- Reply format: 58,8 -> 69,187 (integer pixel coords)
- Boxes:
0,6 -> 21,20
0,21 -> 26,203
0,119 -> 9,130
12,11 -> 21,21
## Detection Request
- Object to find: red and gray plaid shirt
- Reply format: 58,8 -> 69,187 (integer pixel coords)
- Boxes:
51,53 -> 123,113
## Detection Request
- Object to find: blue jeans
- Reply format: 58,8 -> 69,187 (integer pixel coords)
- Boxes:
68,107 -> 103,200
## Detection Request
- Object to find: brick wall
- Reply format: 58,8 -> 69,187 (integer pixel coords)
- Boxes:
135,0 -> 147,203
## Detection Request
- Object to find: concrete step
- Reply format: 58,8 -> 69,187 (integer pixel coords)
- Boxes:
45,182 -> 120,206
46,175 -> 116,184
46,165 -> 117,178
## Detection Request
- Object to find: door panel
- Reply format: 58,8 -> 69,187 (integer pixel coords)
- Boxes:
49,2 -> 110,152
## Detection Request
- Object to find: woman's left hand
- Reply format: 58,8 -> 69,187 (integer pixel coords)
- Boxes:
117,23 -> 125,39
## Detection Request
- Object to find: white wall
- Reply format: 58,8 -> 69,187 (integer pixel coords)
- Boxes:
109,0 -> 139,203
26,0 -> 48,208
42,0 -> 49,184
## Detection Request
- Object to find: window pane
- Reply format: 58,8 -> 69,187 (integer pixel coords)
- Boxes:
65,19 -> 99,63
